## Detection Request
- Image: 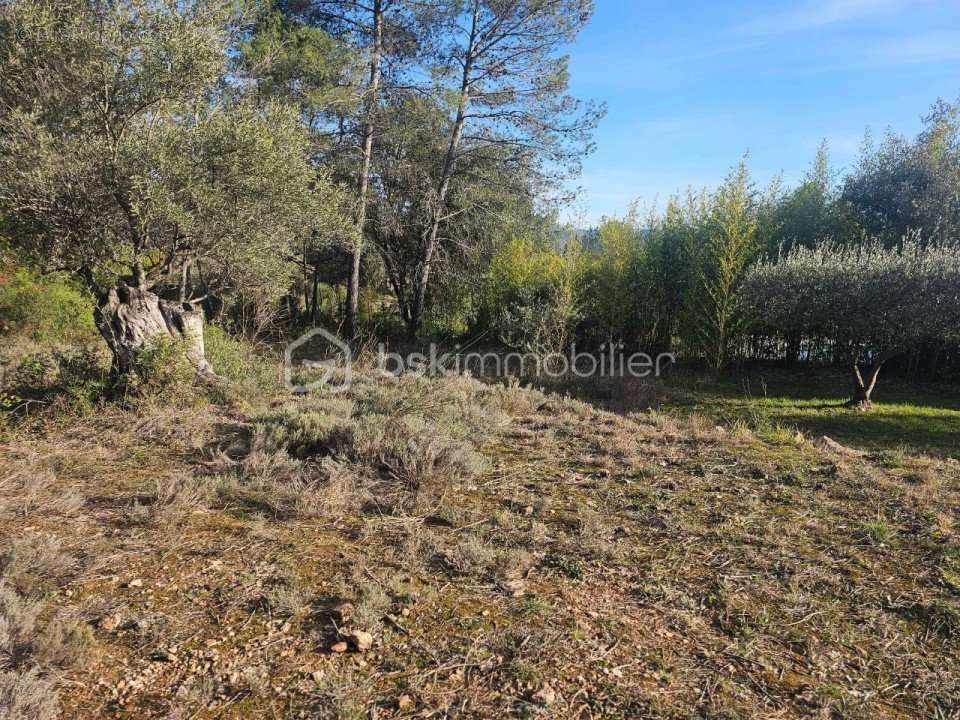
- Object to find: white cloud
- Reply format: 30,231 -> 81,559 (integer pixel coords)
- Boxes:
870,30 -> 960,64
737,0 -> 906,36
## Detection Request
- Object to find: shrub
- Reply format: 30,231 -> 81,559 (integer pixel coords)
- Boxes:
448,534 -> 498,577
0,267 -> 96,347
484,236 -> 583,357
742,237 -> 960,402
0,581 -> 92,695
33,617 -> 94,670
246,372 -> 514,514
351,413 -> 485,508
124,335 -> 201,407
152,474 -> 214,527
259,400 -> 356,458
0,584 -> 43,669
215,441 -> 368,521
204,324 -> 280,401
0,465 -> 83,521
1,349 -> 108,414
52,348 -> 108,411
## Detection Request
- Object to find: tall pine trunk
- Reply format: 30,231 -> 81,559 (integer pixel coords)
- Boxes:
345,0 -> 383,340
408,1 -> 479,339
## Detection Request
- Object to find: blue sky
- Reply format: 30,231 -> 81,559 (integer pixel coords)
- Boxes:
564,0 -> 960,225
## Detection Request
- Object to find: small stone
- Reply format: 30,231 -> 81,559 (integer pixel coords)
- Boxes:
814,435 -> 863,456
397,694 -> 414,711
348,630 -> 374,652
99,613 -> 124,633
330,641 -> 349,654
128,579 -> 143,588
533,684 -> 557,706
502,578 -> 526,598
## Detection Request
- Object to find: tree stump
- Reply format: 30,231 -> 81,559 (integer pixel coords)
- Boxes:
96,282 -> 214,376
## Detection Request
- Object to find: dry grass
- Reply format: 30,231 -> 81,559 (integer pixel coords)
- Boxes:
0,668 -> 59,720
0,369 -> 956,718
0,463 -> 84,520
0,534 -> 76,597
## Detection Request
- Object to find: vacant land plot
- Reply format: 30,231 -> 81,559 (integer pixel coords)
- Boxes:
1,371 -> 957,718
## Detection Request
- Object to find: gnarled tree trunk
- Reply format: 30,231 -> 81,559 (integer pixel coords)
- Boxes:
847,350 -> 900,410
95,282 -> 214,376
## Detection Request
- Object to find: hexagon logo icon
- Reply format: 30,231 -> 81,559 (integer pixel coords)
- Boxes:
284,327 -> 352,394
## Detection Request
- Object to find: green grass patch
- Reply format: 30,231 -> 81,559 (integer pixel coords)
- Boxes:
667,372 -> 960,458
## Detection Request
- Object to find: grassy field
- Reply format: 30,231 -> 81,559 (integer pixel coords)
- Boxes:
1,364 -> 958,719
548,369 -> 960,460
670,371 -> 960,459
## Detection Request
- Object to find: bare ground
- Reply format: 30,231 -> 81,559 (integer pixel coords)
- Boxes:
1,374 -> 958,719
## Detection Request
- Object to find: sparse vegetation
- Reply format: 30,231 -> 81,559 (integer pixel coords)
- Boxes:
1,0 -> 959,717
0,363 -> 957,718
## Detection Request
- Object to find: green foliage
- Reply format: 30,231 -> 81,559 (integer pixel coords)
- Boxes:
581,213 -> 644,343
388,0 -> 602,336
204,325 -> 280,401
763,142 -> 861,253
743,238 -> 960,358
677,371 -> 960,458
0,0 -> 353,339
484,236 -> 583,354
241,9 -> 357,118
125,336 -> 201,407
1,348 -> 108,417
545,554 -> 584,580
0,267 -> 96,345
843,99 -> 960,245
692,158 -> 760,373
640,193 -> 709,352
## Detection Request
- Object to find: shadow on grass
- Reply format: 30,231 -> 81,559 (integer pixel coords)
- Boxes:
774,408 -> 960,458
537,369 -> 960,459
684,375 -> 960,458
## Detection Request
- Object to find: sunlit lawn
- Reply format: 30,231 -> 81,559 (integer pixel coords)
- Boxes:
671,372 -> 960,458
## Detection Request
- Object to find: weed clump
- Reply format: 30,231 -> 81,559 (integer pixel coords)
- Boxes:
0,667 -> 59,720
0,584 -> 93,719
1,349 -> 109,419
0,534 -> 75,597
249,372 -> 512,514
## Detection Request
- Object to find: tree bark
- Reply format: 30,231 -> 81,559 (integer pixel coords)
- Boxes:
345,0 -> 384,341
310,264 -> 320,324
408,0 -> 480,339
846,350 -> 900,410
96,282 -> 214,377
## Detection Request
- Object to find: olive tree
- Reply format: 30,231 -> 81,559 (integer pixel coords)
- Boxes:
0,0 -> 347,374
742,237 -> 960,407
842,99 -> 960,246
